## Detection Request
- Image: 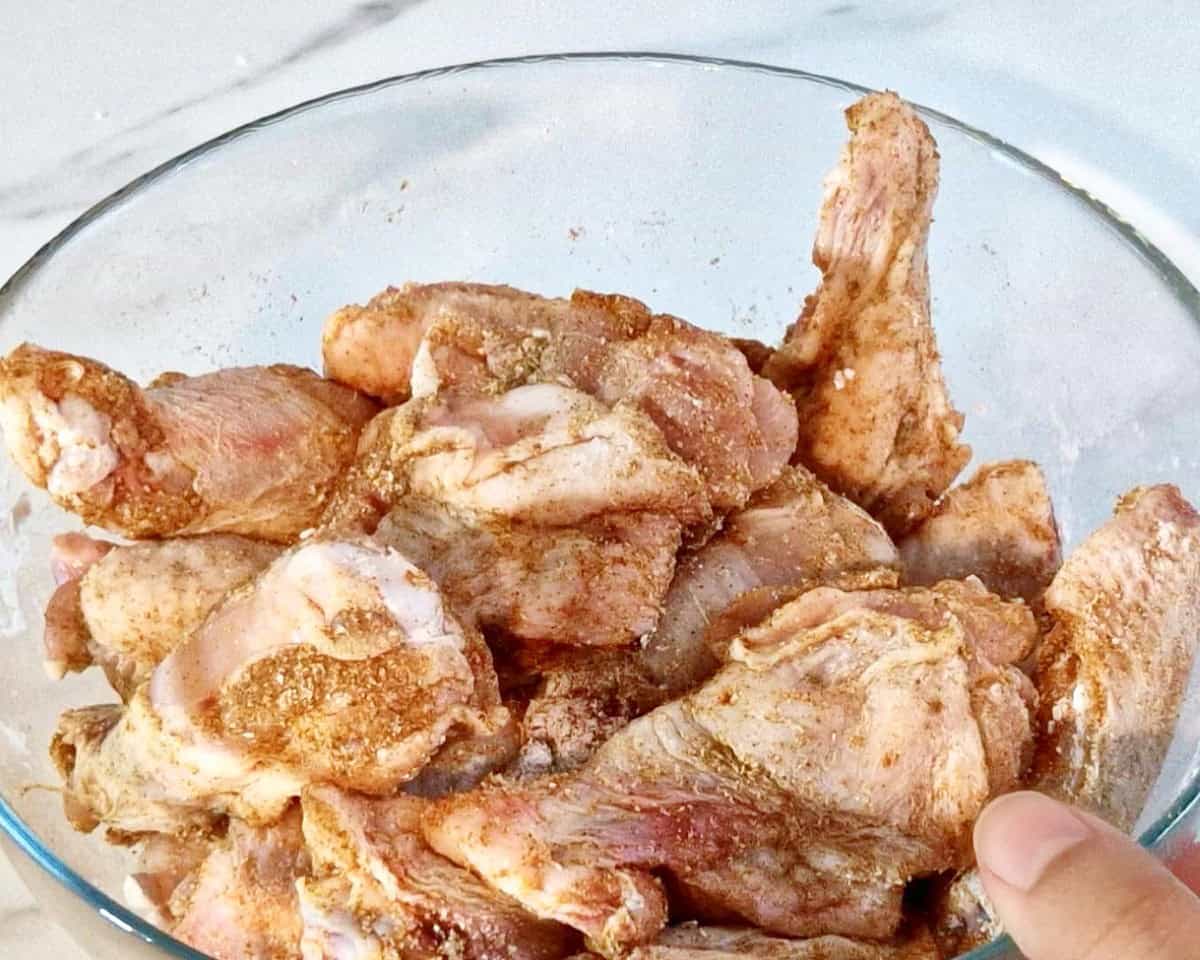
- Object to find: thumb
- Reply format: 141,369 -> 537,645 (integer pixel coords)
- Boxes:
973,791 -> 1200,960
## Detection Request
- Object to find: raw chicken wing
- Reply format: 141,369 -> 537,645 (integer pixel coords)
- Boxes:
1031,483 -> 1200,829
763,92 -> 969,536
621,924 -> 938,960
154,808 -> 308,960
899,460 -> 1061,607
425,581 -> 1034,953
44,532 -> 281,697
328,384 -> 707,646
323,284 -> 797,512
52,539 -> 506,834
931,483 -> 1200,955
374,499 -> 681,647
0,344 -> 377,540
640,465 -> 901,697
298,785 -> 576,960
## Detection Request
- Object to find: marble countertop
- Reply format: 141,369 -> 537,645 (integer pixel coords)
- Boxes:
2,2 -> 1198,957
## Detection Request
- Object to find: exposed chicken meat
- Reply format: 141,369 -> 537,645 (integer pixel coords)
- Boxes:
44,533 -> 116,679
44,532 -> 281,697
899,460 -> 1062,607
0,344 -> 377,540
162,807 -> 308,960
619,923 -> 939,960
640,465 -> 901,698
373,500 -> 681,647
425,583 -> 1034,953
1031,483 -> 1200,830
51,539 -> 506,834
515,648 -> 667,775
297,785 -> 577,960
325,384 -> 709,534
322,284 -> 797,512
763,92 -> 969,536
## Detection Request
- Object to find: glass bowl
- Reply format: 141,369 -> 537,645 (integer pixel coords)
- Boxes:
1,52 -> 1198,960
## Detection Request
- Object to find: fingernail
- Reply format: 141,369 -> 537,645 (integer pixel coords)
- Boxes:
974,791 -> 1092,892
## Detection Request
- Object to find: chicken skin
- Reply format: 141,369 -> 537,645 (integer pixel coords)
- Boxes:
374,500 -> 681,648
615,923 -> 939,960
153,808 -> 309,960
640,465 -> 901,698
931,483 -> 1200,956
764,93 -> 969,536
323,284 -> 797,513
899,460 -> 1061,607
0,344 -> 377,540
44,532 -> 281,697
425,581 -> 1034,954
298,785 -> 577,960
1031,484 -> 1200,829
52,539 -> 506,835
328,383 -> 707,647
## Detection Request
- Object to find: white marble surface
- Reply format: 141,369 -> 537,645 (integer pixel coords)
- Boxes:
1,2 -> 1198,957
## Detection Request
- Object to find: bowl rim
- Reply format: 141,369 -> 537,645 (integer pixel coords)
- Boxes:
1,50 -> 1198,960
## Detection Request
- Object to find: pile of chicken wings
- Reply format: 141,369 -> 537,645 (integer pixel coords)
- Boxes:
2,92 -> 1198,960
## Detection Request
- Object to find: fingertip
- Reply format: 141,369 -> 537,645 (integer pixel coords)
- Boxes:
974,791 -> 1091,893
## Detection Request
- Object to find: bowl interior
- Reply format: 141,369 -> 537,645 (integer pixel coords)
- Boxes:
0,53 -> 1198,960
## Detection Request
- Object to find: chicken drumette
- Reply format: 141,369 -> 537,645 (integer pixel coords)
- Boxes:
0,345 -> 377,540
53,539 -> 506,835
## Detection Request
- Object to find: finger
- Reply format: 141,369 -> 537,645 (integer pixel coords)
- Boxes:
974,791 -> 1200,960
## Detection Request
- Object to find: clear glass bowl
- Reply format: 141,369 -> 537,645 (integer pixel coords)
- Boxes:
0,53 -> 1198,960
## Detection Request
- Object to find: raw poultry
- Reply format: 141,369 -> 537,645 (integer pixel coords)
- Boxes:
0,346 -> 377,540
0,89 -> 1194,960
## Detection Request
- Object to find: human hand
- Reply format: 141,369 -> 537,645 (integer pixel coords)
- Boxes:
974,791 -> 1200,959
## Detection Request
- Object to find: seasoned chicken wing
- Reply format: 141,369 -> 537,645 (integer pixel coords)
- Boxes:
899,460 -> 1061,607
159,808 -> 308,960
326,383 -> 709,533
931,484 -> 1200,956
323,284 -> 797,512
329,383 -> 706,647
763,92 -> 969,536
52,539 -> 506,834
622,923 -> 939,960
374,500 -> 681,648
44,532 -> 281,697
425,582 -> 1034,953
0,344 -> 377,540
298,785 -> 577,960
1031,483 -> 1200,829
640,465 -> 901,697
